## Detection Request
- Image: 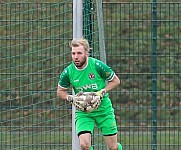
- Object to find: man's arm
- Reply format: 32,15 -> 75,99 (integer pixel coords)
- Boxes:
57,86 -> 87,111
57,86 -> 69,100
90,74 -> 120,107
94,74 -> 120,99
105,74 -> 120,92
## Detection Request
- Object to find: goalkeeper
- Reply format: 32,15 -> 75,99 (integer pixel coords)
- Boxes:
57,38 -> 123,150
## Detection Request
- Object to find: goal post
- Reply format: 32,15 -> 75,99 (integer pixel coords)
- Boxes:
96,0 -> 107,64
72,0 -> 107,149
72,0 -> 83,149
0,0 -> 107,149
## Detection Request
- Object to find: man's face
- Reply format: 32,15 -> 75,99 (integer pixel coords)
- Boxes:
71,45 -> 88,69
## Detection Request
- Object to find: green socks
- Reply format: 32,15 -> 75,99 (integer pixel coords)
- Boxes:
118,143 -> 123,150
90,147 -> 94,150
90,144 -> 122,150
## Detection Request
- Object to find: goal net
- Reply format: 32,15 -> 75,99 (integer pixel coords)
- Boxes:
0,0 -> 105,149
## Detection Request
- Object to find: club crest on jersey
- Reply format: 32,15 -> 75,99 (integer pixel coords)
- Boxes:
88,73 -> 95,80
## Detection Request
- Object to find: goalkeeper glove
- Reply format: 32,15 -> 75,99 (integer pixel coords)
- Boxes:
94,89 -> 106,99
90,96 -> 101,109
67,91 -> 83,103
89,89 -> 106,109
67,91 -> 85,111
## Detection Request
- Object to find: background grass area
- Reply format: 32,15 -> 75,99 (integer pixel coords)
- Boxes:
1,0 -> 181,123
1,0 -> 181,128
1,131 -> 180,150
0,0 -> 181,149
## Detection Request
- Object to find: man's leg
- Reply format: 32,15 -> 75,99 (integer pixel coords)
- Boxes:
104,134 -> 123,150
76,114 -> 95,150
79,132 -> 92,150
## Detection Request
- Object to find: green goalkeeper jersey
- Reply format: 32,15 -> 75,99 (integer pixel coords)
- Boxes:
58,57 -> 115,112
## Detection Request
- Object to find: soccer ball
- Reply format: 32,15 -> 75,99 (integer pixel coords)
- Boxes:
79,94 -> 98,112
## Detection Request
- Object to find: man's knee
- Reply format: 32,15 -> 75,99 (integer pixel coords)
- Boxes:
79,141 -> 91,150
79,136 -> 91,150
78,132 -> 92,150
108,143 -> 118,150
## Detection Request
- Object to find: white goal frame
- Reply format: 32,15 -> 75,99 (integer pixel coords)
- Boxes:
72,0 -> 106,149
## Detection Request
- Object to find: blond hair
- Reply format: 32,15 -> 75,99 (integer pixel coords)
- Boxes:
69,38 -> 90,52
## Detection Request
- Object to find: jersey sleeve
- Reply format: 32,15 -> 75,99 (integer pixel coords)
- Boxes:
58,68 -> 70,89
95,59 -> 115,81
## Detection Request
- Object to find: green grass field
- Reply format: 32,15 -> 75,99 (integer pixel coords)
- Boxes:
1,130 -> 180,150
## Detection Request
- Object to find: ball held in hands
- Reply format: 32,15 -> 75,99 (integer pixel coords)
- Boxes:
67,91 -> 101,112
79,93 -> 101,112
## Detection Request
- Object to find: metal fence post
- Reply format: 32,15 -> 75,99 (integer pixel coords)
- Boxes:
152,0 -> 157,150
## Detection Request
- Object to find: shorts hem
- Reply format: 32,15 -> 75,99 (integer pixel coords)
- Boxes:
103,132 -> 117,136
78,130 -> 91,137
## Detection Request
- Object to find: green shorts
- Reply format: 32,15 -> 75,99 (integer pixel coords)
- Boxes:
75,106 -> 118,136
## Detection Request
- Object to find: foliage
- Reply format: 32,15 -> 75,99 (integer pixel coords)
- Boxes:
0,1 -> 181,130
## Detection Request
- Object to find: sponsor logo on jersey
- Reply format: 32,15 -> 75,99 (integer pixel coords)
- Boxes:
76,83 -> 98,91
88,73 -> 95,80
